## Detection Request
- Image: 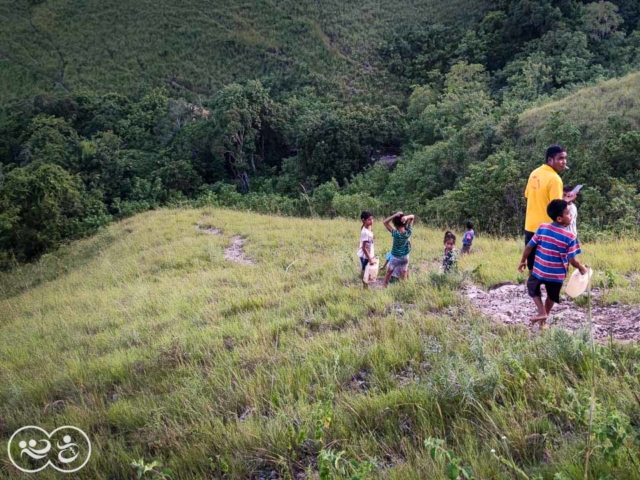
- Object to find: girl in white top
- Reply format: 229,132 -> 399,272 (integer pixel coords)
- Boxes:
358,211 -> 376,285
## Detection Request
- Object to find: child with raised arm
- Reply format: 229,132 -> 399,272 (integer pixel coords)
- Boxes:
517,199 -> 587,329
382,211 -> 414,287
357,211 -> 376,288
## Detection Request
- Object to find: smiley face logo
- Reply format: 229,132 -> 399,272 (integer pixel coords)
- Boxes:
8,426 -> 91,473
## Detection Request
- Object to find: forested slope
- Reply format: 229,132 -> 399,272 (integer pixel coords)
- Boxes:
0,0 -> 493,102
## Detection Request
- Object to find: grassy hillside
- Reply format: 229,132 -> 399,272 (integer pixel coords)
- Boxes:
0,0 -> 493,103
2,208 -> 640,478
517,72 -> 640,140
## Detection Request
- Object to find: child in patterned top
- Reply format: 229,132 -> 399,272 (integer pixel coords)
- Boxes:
442,231 -> 458,273
518,199 -> 587,329
382,211 -> 414,287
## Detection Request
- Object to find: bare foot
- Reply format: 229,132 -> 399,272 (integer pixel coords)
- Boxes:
529,314 -> 547,326
539,321 -> 549,330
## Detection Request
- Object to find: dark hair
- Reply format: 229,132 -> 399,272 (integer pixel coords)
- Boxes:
360,211 -> 372,222
444,231 -> 456,243
563,185 -> 573,193
547,199 -> 568,222
392,216 -> 405,228
545,145 -> 566,163
466,221 -> 474,229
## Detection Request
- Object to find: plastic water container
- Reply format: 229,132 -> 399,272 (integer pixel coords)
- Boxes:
363,258 -> 379,284
565,267 -> 593,298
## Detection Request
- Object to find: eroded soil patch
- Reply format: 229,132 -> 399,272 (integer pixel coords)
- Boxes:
465,283 -> 640,342
224,235 -> 254,265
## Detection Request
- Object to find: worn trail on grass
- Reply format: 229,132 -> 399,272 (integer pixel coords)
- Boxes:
196,224 -> 254,265
224,235 -> 253,265
465,283 -> 640,342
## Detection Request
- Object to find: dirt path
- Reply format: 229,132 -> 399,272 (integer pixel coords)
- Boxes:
224,236 -> 254,265
464,283 -> 640,342
196,224 -> 254,265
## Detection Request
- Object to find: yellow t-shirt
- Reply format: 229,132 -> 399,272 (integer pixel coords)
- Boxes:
524,164 -> 563,232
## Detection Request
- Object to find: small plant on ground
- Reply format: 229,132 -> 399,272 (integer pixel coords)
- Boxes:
318,449 -> 377,480
471,263 -> 485,284
600,268 -> 620,303
594,410 -> 639,469
424,437 -> 474,479
131,458 -> 174,479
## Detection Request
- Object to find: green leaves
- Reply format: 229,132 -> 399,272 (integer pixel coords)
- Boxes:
283,96 -> 404,185
318,449 -> 377,480
210,80 -> 274,175
131,458 -> 174,480
0,163 -> 110,262
24,115 -> 82,172
424,437 -> 475,479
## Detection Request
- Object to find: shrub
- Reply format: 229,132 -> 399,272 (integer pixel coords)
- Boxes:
332,193 -> 383,219
0,163 -> 110,262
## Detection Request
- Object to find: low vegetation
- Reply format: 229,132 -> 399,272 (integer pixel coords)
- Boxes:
1,208 -> 639,478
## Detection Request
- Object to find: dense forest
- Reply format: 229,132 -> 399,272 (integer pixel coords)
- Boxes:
1,0 -> 640,267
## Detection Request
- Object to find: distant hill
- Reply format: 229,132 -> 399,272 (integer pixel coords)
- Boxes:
517,72 -> 640,140
0,0 -> 493,103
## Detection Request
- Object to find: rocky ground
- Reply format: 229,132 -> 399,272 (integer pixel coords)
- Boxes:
464,283 -> 640,343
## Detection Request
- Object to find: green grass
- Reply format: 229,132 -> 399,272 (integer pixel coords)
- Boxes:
1,209 -> 640,479
0,0 -> 493,103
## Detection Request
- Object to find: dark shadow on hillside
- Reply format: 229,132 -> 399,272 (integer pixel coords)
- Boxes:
0,231 -> 118,301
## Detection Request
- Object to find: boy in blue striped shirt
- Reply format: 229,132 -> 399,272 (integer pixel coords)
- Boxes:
382,211 -> 414,287
518,199 -> 587,329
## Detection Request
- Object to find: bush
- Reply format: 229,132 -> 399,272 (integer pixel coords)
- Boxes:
310,179 -> 339,216
0,163 -> 110,262
426,150 -> 526,235
242,193 -> 302,216
332,193 -> 383,219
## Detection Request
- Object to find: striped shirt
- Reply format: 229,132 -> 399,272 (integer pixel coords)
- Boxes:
390,224 -> 412,258
529,223 -> 581,283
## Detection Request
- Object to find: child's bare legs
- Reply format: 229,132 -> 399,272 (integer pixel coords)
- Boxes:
530,295 -> 556,328
538,297 -> 555,329
530,296 -> 547,324
383,267 -> 395,287
545,297 -> 555,314
360,258 -> 369,288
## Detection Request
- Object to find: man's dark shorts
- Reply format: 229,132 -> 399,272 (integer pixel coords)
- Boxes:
524,230 -> 536,270
527,274 -> 562,304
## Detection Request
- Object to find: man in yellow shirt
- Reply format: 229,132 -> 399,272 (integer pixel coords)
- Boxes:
524,145 -> 577,270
